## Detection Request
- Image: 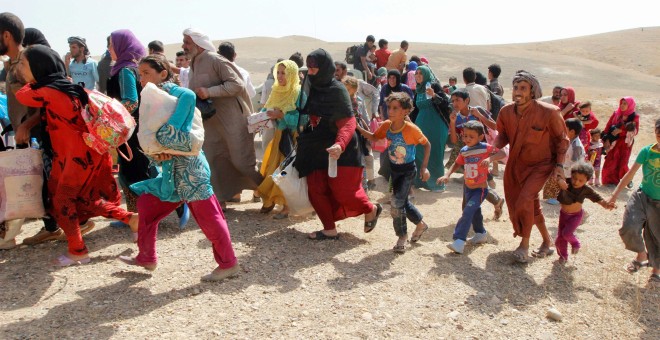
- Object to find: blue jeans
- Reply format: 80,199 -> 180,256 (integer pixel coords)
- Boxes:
391,162 -> 423,237
453,186 -> 488,241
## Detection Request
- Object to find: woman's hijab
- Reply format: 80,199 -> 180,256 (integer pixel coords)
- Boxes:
614,96 -> 636,120
559,86 -> 579,110
384,69 -> 402,97
415,65 -> 436,94
264,60 -> 300,113
24,45 -> 88,105
303,48 -> 352,120
110,29 -> 145,76
22,28 -> 50,47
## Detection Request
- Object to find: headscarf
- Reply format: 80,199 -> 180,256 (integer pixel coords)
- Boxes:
415,65 -> 436,94
22,28 -> 50,47
110,29 -> 145,76
420,56 -> 429,65
614,96 -> 636,120
24,45 -> 88,105
264,60 -> 300,113
384,69 -> 402,97
182,28 -> 216,52
67,36 -> 89,55
559,86 -> 579,110
408,61 -> 418,72
512,70 -> 542,99
376,67 -> 387,77
303,48 -> 352,120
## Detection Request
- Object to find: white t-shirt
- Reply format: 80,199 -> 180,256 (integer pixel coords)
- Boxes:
235,64 -> 256,99
465,83 -> 490,111
179,67 -> 190,88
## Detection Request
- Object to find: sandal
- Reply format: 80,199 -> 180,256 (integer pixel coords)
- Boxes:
393,245 -> 406,253
624,260 -> 649,273
512,249 -> 529,263
531,247 -> 555,258
273,212 -> 289,220
410,223 -> 429,243
308,230 -> 339,241
52,254 -> 91,267
118,255 -> 157,271
260,205 -> 275,214
649,274 -> 660,284
364,203 -> 383,233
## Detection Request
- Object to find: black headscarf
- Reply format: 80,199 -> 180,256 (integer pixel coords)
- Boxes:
384,69 -> 402,97
22,28 -> 51,47
24,45 -> 89,105
303,48 -> 352,120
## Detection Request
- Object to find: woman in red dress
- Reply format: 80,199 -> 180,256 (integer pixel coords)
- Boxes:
602,97 -> 639,186
15,45 -> 138,266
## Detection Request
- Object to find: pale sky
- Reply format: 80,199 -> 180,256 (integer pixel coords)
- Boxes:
4,0 -> 659,56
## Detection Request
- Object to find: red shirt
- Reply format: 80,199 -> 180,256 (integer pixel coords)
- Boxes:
374,48 -> 391,69
456,142 -> 500,187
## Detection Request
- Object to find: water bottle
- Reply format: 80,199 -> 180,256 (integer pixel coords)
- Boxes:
425,82 -> 432,100
30,137 -> 39,149
328,154 -> 337,178
5,135 -> 16,150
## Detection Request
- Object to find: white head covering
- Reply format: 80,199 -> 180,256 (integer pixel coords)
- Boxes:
182,28 -> 216,52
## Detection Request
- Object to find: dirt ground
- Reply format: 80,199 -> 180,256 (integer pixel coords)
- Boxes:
2,29 -> 660,339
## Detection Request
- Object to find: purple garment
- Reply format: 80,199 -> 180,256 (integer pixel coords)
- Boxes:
110,29 -> 145,76
555,209 -> 583,260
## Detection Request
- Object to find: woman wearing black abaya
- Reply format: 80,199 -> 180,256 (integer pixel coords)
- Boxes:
295,49 -> 382,240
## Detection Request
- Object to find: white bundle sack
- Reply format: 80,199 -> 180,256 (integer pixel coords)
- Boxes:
272,152 -> 315,216
138,82 -> 204,156
0,149 -> 45,222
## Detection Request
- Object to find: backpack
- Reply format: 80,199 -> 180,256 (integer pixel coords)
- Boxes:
345,44 -> 361,64
81,89 -> 137,161
488,89 -> 505,120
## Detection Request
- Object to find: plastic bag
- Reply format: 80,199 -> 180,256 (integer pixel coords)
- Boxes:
81,89 -> 137,160
0,149 -> 45,222
138,83 -> 204,156
272,151 -> 314,216
369,118 -> 388,153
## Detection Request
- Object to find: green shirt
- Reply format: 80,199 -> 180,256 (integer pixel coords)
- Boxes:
635,144 -> 660,200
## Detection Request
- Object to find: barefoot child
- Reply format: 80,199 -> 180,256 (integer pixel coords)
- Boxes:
608,118 -> 660,285
555,162 -> 614,262
357,92 -> 430,253
438,121 -> 507,254
119,55 -> 239,281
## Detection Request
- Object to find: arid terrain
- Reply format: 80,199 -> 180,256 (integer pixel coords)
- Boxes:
1,28 -> 659,339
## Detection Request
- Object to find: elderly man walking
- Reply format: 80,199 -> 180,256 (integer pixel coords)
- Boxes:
495,70 -> 569,263
182,28 -> 263,210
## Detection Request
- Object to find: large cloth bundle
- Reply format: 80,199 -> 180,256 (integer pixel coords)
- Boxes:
272,151 -> 314,216
0,149 -> 45,222
138,83 -> 204,156
81,89 -> 137,160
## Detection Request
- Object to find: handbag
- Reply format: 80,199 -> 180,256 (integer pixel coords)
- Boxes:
0,148 -> 45,222
272,150 -> 314,216
196,98 -> 217,120
369,118 -> 388,153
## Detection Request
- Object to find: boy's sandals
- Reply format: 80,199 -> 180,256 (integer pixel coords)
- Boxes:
531,247 -> 555,258
52,254 -> 91,267
393,237 -> 407,253
308,230 -> 339,241
260,205 -> 275,214
273,212 -> 289,220
364,203 -> 383,233
410,223 -> 429,243
624,260 -> 649,273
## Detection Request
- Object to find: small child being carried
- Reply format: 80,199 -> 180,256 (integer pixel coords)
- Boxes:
357,92 -> 431,253
438,121 -> 507,254
555,162 -> 614,263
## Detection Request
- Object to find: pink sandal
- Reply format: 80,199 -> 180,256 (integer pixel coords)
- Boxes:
52,254 -> 91,267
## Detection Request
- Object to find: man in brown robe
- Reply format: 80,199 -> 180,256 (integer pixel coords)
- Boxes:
183,28 -> 263,209
495,70 -> 569,263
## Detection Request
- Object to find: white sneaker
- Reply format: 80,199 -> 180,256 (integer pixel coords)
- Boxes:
467,232 -> 488,245
447,239 -> 466,254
